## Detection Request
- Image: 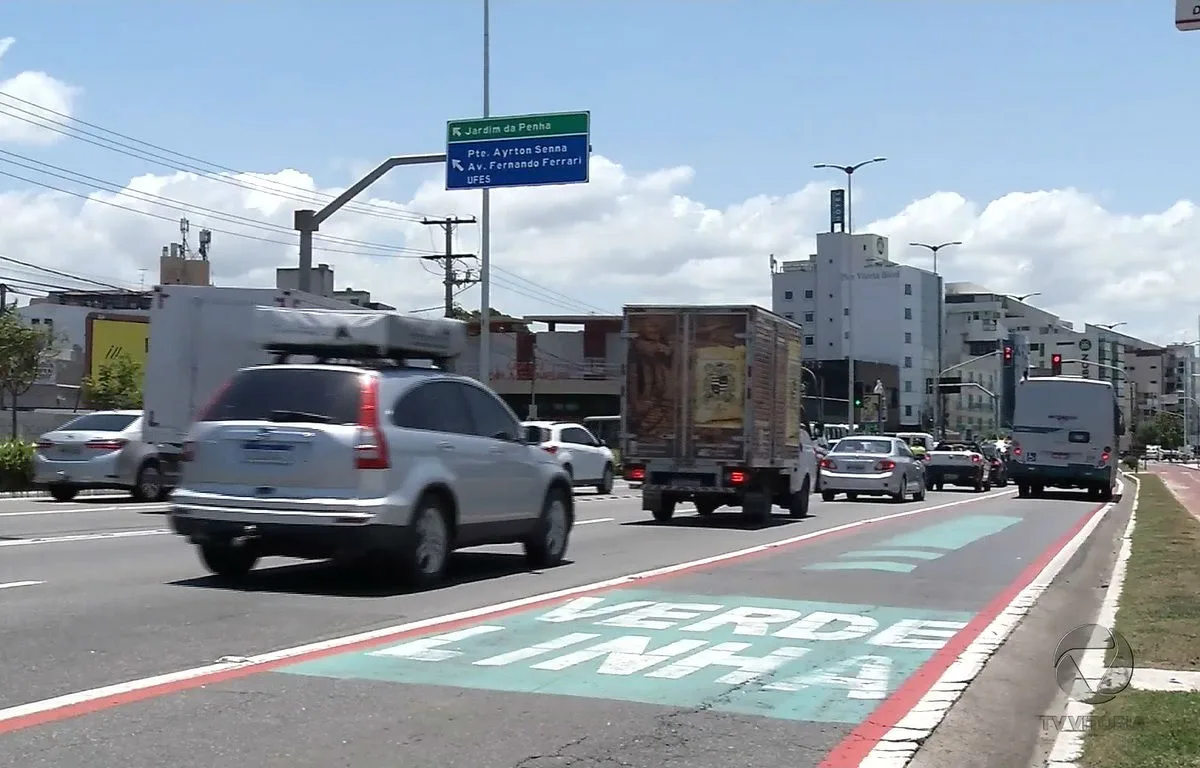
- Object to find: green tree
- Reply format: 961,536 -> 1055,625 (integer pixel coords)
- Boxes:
82,350 -> 143,410
1136,411 -> 1184,450
0,312 -> 60,438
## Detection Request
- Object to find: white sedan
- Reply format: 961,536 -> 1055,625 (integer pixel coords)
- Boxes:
522,420 -> 617,494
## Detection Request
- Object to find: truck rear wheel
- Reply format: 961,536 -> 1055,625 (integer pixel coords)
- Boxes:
651,498 -> 676,522
788,479 -> 811,518
694,499 -> 718,516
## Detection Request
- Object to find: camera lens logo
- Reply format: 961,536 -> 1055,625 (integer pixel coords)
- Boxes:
1054,624 -> 1134,704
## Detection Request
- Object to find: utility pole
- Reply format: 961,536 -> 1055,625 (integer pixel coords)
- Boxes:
420,216 -> 478,317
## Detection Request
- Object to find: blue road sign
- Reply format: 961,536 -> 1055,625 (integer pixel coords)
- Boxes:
445,111 -> 590,191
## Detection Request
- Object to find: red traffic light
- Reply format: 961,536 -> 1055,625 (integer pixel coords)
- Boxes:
1003,345 -> 1013,361
1051,354 -> 1062,364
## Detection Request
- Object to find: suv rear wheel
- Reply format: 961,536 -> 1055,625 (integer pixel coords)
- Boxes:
525,487 -> 571,568
402,495 -> 452,587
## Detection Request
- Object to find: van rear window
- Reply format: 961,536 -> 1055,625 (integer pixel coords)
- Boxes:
1068,431 -> 1090,443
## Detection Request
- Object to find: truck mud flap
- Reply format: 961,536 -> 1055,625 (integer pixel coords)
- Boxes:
641,489 -> 662,511
741,491 -> 771,523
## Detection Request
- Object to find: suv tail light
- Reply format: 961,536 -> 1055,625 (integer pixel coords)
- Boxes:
85,439 -> 127,451
875,459 -> 896,471
971,454 -> 982,464
355,373 -> 390,470
920,453 -> 931,462
820,458 -> 836,470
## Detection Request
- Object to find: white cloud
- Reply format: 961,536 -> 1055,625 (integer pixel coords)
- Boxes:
0,151 -> 1197,346
0,37 -> 80,146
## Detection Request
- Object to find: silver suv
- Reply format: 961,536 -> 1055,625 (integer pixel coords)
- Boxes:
168,363 -> 575,587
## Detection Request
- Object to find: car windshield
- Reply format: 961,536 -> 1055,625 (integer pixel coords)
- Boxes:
59,412 -> 139,432
831,439 -> 893,455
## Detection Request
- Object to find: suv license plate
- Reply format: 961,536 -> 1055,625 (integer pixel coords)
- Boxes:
671,478 -> 700,487
242,442 -> 295,464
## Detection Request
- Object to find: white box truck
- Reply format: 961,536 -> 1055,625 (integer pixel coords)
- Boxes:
143,285 -> 361,486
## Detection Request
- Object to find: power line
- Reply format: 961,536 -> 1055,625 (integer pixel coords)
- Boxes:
0,92 -> 438,223
0,149 -> 438,257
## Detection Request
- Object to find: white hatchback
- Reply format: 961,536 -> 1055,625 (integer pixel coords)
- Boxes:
522,421 -> 617,494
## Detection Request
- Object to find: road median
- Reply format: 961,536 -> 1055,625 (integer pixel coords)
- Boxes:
1080,473 -> 1200,767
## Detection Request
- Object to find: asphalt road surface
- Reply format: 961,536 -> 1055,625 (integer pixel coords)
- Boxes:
0,480 -> 1131,768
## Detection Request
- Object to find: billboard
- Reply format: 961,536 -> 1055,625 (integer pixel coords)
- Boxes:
86,314 -> 149,381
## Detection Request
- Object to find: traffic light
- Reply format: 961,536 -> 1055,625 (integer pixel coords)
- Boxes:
853,381 -> 865,408
1002,344 -> 1013,365
1051,353 -> 1063,376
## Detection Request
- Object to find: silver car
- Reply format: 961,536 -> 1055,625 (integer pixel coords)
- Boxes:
34,410 -> 166,502
818,436 -> 926,503
169,363 -> 574,587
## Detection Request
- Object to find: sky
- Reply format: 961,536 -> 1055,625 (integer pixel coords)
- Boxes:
1,1 -> 1199,342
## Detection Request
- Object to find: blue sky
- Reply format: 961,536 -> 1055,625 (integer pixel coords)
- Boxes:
3,0 -> 1198,220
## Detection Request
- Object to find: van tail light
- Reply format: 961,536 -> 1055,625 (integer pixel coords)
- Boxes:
85,439 -> 127,451
355,373 -> 390,470
181,441 -> 196,462
820,458 -> 836,470
542,445 -> 559,455
971,454 -> 982,464
196,377 -> 233,422
728,470 -> 747,485
875,459 -> 896,472
625,465 -> 645,481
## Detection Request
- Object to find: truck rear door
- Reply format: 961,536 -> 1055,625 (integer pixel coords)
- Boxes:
623,310 -> 683,460
685,308 -> 749,462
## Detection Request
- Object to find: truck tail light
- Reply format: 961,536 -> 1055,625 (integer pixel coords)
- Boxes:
626,465 -> 645,481
728,470 -> 747,485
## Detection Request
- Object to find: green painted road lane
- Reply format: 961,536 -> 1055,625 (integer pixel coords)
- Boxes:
284,588 -> 970,724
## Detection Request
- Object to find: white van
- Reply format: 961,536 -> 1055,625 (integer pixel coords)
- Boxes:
1008,376 -> 1122,500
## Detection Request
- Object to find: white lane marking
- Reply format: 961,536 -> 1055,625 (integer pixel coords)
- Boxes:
0,529 -> 170,547
859,480 -> 1127,767
0,504 -> 167,518
0,488 -> 1013,728
0,517 -> 618,548
0,580 -> 43,590
1045,476 -> 1139,768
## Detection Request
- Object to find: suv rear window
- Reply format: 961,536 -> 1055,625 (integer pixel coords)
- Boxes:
60,413 -> 138,432
203,368 -> 362,424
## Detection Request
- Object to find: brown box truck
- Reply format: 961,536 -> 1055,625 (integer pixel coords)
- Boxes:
620,304 -> 819,523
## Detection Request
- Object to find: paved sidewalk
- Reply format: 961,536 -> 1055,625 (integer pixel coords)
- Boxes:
1152,463 -> 1200,524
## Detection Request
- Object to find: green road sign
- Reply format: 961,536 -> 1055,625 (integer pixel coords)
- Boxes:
447,111 -> 589,143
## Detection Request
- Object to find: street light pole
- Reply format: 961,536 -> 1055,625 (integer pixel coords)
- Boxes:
478,0 -> 493,385
910,240 -> 962,438
812,157 -> 887,432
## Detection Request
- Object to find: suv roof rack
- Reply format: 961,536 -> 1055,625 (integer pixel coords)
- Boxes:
256,306 -> 467,368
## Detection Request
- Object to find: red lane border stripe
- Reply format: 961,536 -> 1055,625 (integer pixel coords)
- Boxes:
818,500 -> 1108,767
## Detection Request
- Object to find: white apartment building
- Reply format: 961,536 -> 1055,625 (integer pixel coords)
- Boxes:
773,232 -> 940,428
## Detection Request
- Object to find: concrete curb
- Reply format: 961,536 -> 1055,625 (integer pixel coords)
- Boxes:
1043,473 -> 1139,767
